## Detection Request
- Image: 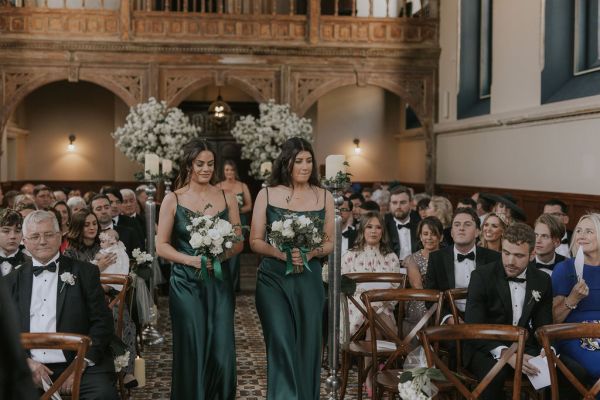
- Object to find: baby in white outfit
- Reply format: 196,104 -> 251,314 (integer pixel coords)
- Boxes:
97,229 -> 130,290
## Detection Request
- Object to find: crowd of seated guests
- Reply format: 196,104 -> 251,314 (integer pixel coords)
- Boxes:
0,182 -> 155,399
340,182 -> 600,398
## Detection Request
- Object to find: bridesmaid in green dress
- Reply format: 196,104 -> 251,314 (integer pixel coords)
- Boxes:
217,159 -> 253,292
250,137 -> 334,400
156,139 -> 243,400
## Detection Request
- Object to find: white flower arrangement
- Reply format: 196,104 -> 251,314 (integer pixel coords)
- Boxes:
132,248 -> 153,265
268,213 -> 325,275
60,272 -> 76,293
185,207 -> 242,280
532,290 -> 541,302
114,351 -> 131,373
112,97 -> 200,168
398,367 -> 445,400
230,99 -> 313,180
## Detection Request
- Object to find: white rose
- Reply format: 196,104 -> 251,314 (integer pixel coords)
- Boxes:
190,232 -> 203,248
283,219 -> 293,229
216,219 -> 233,236
225,241 -> 233,249
202,236 -> 212,246
297,215 -> 311,227
282,228 -> 295,238
271,220 -> 283,232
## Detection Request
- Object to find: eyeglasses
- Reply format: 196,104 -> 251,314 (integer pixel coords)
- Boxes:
548,212 -> 566,217
25,232 -> 59,242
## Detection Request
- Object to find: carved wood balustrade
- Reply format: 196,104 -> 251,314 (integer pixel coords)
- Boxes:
0,0 -> 440,192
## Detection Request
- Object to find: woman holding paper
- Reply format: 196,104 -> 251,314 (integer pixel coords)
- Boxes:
250,137 -> 334,400
156,138 -> 243,400
552,213 -> 600,378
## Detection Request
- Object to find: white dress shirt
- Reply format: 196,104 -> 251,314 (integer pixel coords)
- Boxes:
453,245 -> 477,312
30,253 -> 67,364
536,254 -> 556,276
395,216 -> 412,262
556,232 -> 570,257
490,269 -> 527,359
0,248 -> 20,276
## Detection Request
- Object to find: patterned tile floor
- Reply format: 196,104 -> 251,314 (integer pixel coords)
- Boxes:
131,254 -> 361,399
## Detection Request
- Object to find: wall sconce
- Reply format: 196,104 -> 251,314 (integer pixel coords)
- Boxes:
68,134 -> 76,151
353,138 -> 361,155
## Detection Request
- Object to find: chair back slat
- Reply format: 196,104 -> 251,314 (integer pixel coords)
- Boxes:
537,323 -> 600,399
420,324 -> 527,400
342,272 -> 406,341
362,288 -> 443,369
100,273 -> 131,338
446,287 -> 467,323
21,332 -> 91,400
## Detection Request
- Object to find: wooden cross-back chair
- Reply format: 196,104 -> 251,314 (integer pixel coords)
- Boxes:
100,273 -> 132,400
361,288 -> 443,400
537,323 -> 600,400
339,272 -> 407,400
419,324 -> 527,400
20,332 -> 91,400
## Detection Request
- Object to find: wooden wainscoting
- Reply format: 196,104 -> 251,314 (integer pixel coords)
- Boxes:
435,184 -> 600,230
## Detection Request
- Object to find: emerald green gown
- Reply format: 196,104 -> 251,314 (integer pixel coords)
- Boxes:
255,201 -> 325,400
169,197 -> 236,400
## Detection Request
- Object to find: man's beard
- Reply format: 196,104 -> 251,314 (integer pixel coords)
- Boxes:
394,209 -> 409,221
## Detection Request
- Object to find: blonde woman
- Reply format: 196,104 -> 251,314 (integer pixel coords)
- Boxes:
479,212 -> 507,252
426,196 -> 453,246
552,213 -> 600,380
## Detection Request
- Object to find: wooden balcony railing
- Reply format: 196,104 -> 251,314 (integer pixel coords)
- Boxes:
0,0 -> 438,47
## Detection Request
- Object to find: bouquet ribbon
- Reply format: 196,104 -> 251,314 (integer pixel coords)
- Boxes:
198,255 -> 223,281
281,245 -> 312,275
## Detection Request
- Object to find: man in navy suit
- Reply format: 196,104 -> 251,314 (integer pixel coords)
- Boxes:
5,210 -> 117,399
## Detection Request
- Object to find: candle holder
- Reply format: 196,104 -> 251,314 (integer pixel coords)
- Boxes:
164,179 -> 172,195
322,179 -> 351,400
142,182 -> 165,346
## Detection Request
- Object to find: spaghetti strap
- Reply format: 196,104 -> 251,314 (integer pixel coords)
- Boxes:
174,192 -> 179,204
265,187 -> 269,206
221,190 -> 227,209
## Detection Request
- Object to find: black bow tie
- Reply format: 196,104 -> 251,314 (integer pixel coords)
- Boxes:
397,223 -> 410,230
536,261 -> 555,271
0,252 -> 23,265
561,238 -> 569,244
507,276 -> 526,283
456,252 -> 475,262
32,262 -> 57,277
342,230 -> 352,239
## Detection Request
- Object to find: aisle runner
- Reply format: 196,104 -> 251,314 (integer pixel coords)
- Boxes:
132,295 -> 359,399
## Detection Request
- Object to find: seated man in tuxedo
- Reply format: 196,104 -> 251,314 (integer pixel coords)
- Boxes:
91,194 -> 140,257
5,210 -> 117,400
424,207 -> 501,323
533,213 -> 566,275
120,188 -> 147,244
0,209 -> 29,276
543,198 -> 572,257
384,185 -> 419,266
340,196 -> 356,256
464,222 -> 586,399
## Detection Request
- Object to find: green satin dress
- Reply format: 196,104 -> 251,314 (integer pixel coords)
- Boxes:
169,201 -> 236,400
255,202 -> 325,400
225,192 -> 246,293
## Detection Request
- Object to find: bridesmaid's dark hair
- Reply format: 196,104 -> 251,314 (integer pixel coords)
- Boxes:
175,138 -> 218,189
66,209 -> 99,251
270,137 -> 320,188
353,211 -> 393,255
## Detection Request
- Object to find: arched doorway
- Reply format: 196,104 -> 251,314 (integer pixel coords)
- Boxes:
1,80 -> 140,183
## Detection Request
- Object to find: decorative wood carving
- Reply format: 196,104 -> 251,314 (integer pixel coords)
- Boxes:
228,73 -> 277,102
3,71 -> 48,105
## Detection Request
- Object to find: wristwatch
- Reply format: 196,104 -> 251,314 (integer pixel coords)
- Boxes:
564,299 -> 577,310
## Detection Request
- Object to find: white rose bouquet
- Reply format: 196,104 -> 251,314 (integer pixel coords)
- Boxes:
231,99 -> 313,180
267,213 -> 325,275
185,208 -> 243,280
398,367 -> 445,400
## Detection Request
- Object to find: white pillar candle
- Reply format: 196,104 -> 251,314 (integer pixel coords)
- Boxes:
144,153 -> 160,180
134,356 -> 146,387
260,161 -> 272,175
162,159 -> 173,175
325,155 -> 346,179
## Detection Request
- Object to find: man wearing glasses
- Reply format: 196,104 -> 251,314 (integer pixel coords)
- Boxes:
5,210 -> 117,400
339,196 -> 356,256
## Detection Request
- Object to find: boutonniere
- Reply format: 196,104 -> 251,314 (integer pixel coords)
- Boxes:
60,272 -> 76,293
531,290 -> 541,303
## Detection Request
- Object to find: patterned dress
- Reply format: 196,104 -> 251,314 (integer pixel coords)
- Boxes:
341,245 -> 401,337
403,250 -> 428,334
